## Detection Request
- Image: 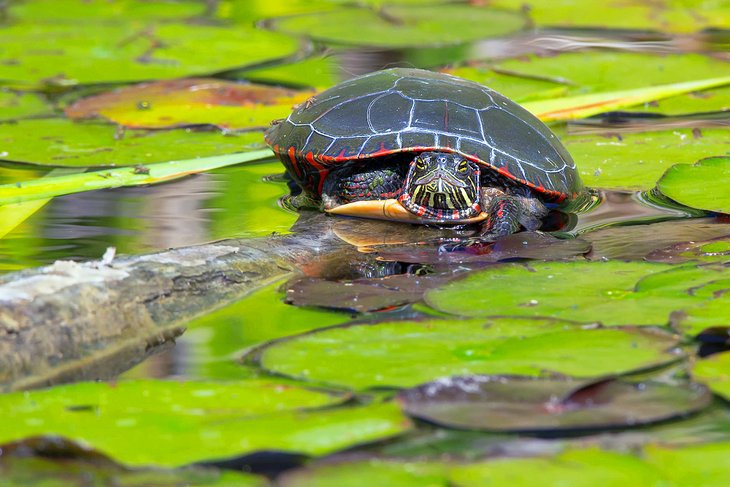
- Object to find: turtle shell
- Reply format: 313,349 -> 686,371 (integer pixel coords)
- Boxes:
265,68 -> 582,203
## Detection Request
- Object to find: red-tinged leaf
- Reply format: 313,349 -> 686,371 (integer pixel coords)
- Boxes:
65,78 -> 314,130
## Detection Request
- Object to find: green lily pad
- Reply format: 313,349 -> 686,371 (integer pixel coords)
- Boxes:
634,263 -> 730,336
269,5 -> 525,48
0,380 -> 411,467
255,317 -> 681,389
1,456 -> 266,487
66,78 -> 313,130
488,0 -> 730,33
399,376 -> 711,433
279,459 -> 445,487
450,448 -> 665,486
425,260 -> 705,325
0,91 -> 52,122
656,157 -> 730,214
495,52 -> 730,95
647,235 -> 730,264
644,441 -> 730,486
8,0 -> 208,22
563,128 -> 730,191
0,118 -> 264,167
692,352 -> 730,401
0,23 -> 297,86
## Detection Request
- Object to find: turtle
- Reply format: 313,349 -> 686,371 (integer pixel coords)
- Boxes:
265,68 -> 585,236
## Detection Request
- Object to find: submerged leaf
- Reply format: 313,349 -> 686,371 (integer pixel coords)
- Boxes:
255,317 -> 681,389
66,79 -> 313,130
285,273 -> 454,313
398,376 -> 711,433
647,235 -> 730,264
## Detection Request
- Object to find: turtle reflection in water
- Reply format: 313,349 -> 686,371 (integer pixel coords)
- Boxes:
266,68 -> 586,236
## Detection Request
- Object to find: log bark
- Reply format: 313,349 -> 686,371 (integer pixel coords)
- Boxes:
0,212 -> 470,391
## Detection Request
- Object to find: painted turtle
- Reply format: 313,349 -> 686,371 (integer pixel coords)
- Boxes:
265,68 -> 584,235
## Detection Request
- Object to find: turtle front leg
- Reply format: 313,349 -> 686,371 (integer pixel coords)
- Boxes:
321,167 -> 403,210
480,187 -> 549,236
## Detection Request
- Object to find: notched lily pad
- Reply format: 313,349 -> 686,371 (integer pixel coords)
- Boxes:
372,232 -> 590,265
254,317 -> 682,390
563,128 -> 730,191
66,78 -> 313,130
656,157 -> 730,214
269,5 -> 524,48
647,234 -> 730,264
398,376 -> 711,433
284,273 -> 455,313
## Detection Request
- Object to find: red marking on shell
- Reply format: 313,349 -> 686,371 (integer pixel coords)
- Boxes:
287,146 -> 303,178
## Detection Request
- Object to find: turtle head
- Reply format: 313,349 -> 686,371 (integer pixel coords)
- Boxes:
398,151 -> 481,221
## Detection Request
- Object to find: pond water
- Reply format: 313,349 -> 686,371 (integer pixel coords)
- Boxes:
2,1 -> 730,483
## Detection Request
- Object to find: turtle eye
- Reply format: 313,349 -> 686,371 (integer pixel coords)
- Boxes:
457,160 -> 469,172
415,157 -> 428,170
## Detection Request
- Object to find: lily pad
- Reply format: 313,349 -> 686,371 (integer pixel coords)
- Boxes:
450,448 -> 666,486
1,455 -> 266,487
0,118 -> 264,167
66,78 -> 313,130
398,376 -> 711,433
8,0 -> 208,22
647,235 -> 730,264
656,157 -> 730,214
563,128 -> 730,191
0,23 -> 297,86
372,232 -> 591,265
487,0 -> 730,33
583,218 -> 730,261
424,260 -> 704,325
644,442 -> 730,486
692,351 -> 730,401
269,5 -> 525,48
284,273 -> 456,313
495,52 -> 730,94
255,317 -> 681,389
0,91 -> 52,122
279,459 -> 445,487
0,380 -> 411,467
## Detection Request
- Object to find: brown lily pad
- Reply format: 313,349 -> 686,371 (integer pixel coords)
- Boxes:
65,78 -> 313,130
372,232 -> 591,266
285,273 -> 457,313
398,376 -> 712,433
646,235 -> 730,264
